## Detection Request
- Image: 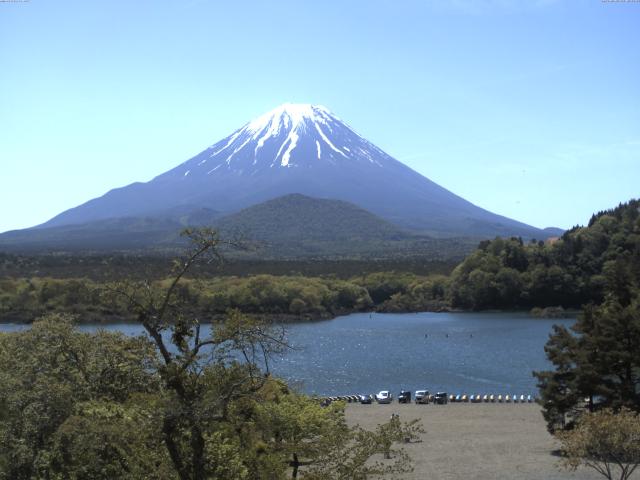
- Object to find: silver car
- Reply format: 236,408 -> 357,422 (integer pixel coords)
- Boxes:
375,390 -> 392,404
415,390 -> 430,404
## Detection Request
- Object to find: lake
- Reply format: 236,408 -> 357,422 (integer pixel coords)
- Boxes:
0,312 -> 573,397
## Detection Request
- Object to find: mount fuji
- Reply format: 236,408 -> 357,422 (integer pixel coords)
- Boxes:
4,103 -> 560,252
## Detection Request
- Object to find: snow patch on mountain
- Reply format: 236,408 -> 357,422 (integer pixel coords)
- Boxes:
190,103 -> 390,174
313,122 -> 347,158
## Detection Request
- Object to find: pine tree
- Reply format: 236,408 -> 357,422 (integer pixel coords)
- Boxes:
534,255 -> 640,432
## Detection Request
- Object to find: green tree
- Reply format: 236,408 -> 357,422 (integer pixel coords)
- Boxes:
534,259 -> 640,432
257,391 -> 349,478
47,400 -> 174,480
533,324 -> 581,432
302,414 -> 422,480
0,314 -> 159,479
557,408 -> 640,480
106,229 -> 289,480
105,228 -> 413,480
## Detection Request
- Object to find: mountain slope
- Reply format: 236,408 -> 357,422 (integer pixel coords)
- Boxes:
37,104 -> 554,239
211,194 -> 479,259
0,207 -> 220,252
0,194 -> 480,259
0,217 -> 183,252
217,194 -> 406,241
215,194 -> 415,257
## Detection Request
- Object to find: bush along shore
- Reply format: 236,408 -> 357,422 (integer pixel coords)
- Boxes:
0,272 -> 450,324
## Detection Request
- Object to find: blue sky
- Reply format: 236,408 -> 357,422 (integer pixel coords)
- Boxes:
1,0 -> 638,233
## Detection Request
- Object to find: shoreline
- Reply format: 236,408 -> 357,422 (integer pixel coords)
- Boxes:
0,307 -> 579,326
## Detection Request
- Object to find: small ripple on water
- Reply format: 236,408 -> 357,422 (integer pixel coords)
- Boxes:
0,312 -> 574,397
267,312 -> 575,396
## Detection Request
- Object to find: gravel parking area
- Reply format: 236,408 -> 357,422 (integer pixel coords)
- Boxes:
345,403 -> 603,480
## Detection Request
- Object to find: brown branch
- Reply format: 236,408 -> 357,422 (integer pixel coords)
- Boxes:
163,416 -> 189,480
142,320 -> 173,366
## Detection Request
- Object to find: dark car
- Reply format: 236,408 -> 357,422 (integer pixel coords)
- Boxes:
398,390 -> 412,403
359,394 -> 372,404
434,392 -> 448,404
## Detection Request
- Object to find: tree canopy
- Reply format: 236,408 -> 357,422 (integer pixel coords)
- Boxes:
557,408 -> 640,480
0,229 -> 420,479
533,201 -> 640,432
448,199 -> 640,311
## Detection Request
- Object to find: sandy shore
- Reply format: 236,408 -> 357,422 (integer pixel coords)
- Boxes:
345,403 -> 602,480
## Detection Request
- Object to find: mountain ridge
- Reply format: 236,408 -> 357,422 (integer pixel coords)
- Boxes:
37,103 -> 556,239
0,194 -> 481,259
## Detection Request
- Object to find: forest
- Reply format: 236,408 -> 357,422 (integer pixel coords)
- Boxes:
531,201 -> 640,442
1,200 -> 638,323
448,199 -> 640,310
0,271 -> 448,323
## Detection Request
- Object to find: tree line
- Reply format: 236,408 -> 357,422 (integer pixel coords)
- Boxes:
3,199 -> 640,323
532,201 -> 640,433
2,200 -> 639,322
532,201 -> 640,480
448,199 -> 640,310
0,271 -> 450,324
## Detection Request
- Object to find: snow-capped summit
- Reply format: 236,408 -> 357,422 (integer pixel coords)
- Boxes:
244,103 -> 334,135
38,104 -> 552,239
177,103 -> 386,174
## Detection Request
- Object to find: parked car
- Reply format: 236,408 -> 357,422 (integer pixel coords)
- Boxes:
434,392 -> 448,404
398,390 -> 412,403
359,394 -> 372,404
415,390 -> 430,404
376,390 -> 392,404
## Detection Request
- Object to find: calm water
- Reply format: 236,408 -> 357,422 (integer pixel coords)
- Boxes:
0,312 -> 573,397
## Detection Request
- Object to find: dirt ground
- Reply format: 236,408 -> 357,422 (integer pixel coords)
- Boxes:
345,403 -> 604,480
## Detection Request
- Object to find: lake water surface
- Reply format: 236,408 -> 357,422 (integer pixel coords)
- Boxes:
0,312 -> 573,397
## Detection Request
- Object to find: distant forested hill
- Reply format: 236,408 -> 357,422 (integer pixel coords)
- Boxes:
448,199 -> 640,310
0,194 -> 479,260
217,194 -> 404,242
215,194 -> 477,259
